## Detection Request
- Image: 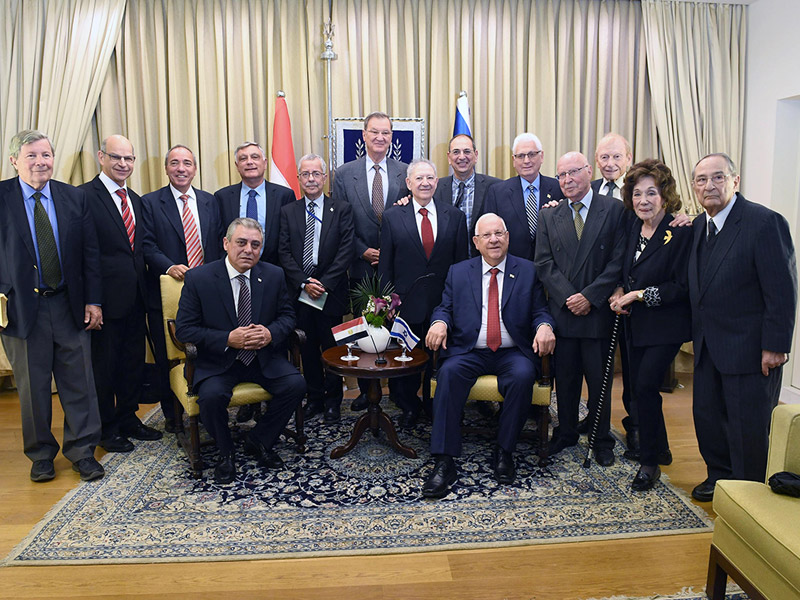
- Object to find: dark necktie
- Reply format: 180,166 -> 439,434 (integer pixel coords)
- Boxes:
116,188 -> 135,251
235,273 -> 256,366
708,217 -> 718,240
303,200 -> 317,274
246,189 -> 258,221
180,195 -> 203,268
371,164 -> 384,221
572,201 -> 585,240
526,184 -> 538,238
487,268 -> 501,352
605,181 -> 617,197
455,181 -> 466,208
32,192 -> 62,289
419,207 -> 434,259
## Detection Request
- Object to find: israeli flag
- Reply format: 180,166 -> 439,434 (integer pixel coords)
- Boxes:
453,91 -> 472,137
389,316 -> 420,350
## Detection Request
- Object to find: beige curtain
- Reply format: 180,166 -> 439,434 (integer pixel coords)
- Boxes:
642,0 -> 746,214
0,0 -> 125,182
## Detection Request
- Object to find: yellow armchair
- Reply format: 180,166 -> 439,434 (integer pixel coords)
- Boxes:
706,403 -> 800,600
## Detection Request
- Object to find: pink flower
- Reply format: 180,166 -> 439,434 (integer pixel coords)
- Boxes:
390,293 -> 401,310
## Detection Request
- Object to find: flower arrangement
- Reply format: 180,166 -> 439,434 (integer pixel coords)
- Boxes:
350,275 -> 401,328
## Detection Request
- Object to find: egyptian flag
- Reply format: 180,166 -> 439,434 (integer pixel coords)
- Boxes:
332,316 -> 369,345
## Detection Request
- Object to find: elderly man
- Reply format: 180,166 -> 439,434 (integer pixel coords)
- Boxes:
535,151 -> 626,467
141,145 -> 225,431
0,130 -> 104,482
379,159 -> 469,427
422,212 -> 555,498
81,135 -> 161,452
215,142 -> 295,266
279,154 -> 354,424
591,133 -> 633,199
176,218 -> 306,484
432,134 -> 500,254
481,133 -> 563,260
332,112 -> 409,410
688,153 -> 797,502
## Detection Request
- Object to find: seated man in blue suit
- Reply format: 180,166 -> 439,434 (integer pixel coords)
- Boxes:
423,213 -> 556,498
175,218 -> 306,484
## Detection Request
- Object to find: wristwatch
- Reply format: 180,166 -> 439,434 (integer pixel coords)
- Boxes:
636,290 -> 644,301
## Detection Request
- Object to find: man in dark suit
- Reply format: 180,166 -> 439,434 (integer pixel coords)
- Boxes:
482,133 -> 562,260
81,135 -> 162,453
432,134 -> 500,253
378,159 -> 469,427
176,218 -> 306,484
331,112 -> 409,410
279,154 -> 354,424
590,133 -> 632,200
141,145 -> 224,431
422,212 -> 555,498
535,151 -> 627,467
0,130 -> 105,482
688,153 -> 797,502
215,142 -> 295,266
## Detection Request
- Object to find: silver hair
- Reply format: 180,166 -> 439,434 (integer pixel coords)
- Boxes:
9,130 -> 54,158
234,142 -> 265,161
407,158 -> 437,178
225,217 -> 264,240
692,153 -> 738,179
474,212 -> 508,236
165,144 -> 197,167
297,153 -> 327,173
512,133 -> 543,154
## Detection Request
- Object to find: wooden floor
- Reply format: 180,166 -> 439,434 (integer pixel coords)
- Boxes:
0,373 -> 716,600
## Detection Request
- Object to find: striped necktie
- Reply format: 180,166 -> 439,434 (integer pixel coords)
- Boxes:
235,273 -> 256,366
303,200 -> 317,274
180,194 -> 203,268
116,188 -> 135,251
525,184 -> 538,238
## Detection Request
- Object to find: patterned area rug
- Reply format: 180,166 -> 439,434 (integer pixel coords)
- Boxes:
3,403 -> 712,565
584,584 -> 748,599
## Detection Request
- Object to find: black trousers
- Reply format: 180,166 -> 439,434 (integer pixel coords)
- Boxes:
296,303 -> 343,408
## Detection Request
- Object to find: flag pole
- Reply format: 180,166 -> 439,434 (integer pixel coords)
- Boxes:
321,20 -> 338,174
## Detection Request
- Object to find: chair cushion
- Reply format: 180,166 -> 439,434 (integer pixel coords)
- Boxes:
169,364 -> 271,417
430,375 -> 551,406
713,479 -> 800,594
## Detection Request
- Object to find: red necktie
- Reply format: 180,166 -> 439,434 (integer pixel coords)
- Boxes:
180,195 -> 203,268
116,188 -> 135,251
487,267 -> 501,351
419,207 -> 434,259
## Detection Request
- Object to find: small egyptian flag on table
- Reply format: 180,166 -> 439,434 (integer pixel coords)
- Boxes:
389,316 -> 420,350
332,316 -> 369,345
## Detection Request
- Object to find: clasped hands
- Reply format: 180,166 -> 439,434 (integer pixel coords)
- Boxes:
228,324 -> 272,350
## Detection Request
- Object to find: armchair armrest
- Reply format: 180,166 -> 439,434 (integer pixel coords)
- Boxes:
167,319 -> 197,393
766,404 -> 800,480
289,328 -> 306,369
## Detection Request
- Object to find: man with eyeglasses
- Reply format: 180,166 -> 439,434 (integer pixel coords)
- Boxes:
81,135 -> 162,453
331,112 -> 409,411
687,153 -> 797,502
422,212 -> 555,498
481,133 -> 563,261
279,154 -> 354,424
432,134 -> 500,256
535,151 -> 627,467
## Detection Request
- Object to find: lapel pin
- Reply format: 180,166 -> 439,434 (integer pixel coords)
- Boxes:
547,194 -> 551,199
509,273 -> 515,279
257,278 -> 262,283
663,230 -> 673,245
329,206 -> 334,212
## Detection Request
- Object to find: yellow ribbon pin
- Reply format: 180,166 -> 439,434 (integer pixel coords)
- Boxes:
663,230 -> 673,245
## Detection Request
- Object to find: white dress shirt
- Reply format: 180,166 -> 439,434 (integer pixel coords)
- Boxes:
99,171 -> 136,224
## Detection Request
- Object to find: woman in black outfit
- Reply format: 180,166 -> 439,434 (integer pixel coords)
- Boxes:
609,159 -> 692,491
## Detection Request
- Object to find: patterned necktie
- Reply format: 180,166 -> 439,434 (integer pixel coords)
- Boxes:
419,207 -> 434,259
246,189 -> 258,221
455,181 -> 466,208
371,164 -> 384,221
180,195 -> 203,268
303,200 -> 317,274
708,217 -> 718,240
32,192 -> 62,289
235,273 -> 256,365
572,201 -> 585,240
116,188 -> 135,251
525,183 -> 538,238
487,268 -> 501,352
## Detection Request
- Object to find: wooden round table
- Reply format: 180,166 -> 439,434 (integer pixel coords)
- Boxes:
322,345 -> 428,459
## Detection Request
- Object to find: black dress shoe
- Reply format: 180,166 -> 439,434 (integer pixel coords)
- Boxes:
631,465 -> 661,491
214,453 -> 236,484
351,394 -> 369,411
493,447 -> 516,485
399,409 -> 419,429
594,447 -> 615,467
236,404 -> 256,423
577,416 -> 590,434
100,434 -> 134,453
122,423 -> 163,441
692,479 -> 716,502
548,437 -> 576,456
422,456 -> 457,499
244,434 -> 285,469
658,449 -> 673,466
72,457 -> 105,481
324,404 -> 341,424
30,459 -> 56,482
304,401 -> 324,420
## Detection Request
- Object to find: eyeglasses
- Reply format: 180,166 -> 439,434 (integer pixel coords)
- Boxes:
476,230 -> 508,241
692,173 -> 730,186
298,171 -> 325,180
556,165 -> 589,180
513,151 -> 542,161
449,149 -> 474,157
366,129 -> 392,137
102,151 -> 136,164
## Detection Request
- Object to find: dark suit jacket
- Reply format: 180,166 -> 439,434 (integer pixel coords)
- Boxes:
79,175 -> 146,320
0,177 -> 102,338
431,254 -> 554,365
688,193 -> 797,374
482,174 -> 563,260
214,181 -> 295,266
331,155 -> 409,280
140,185 -> 224,310
622,214 -> 691,347
378,200 -> 469,325
278,195 -> 355,317
175,259 -> 297,385
534,191 -> 627,339
433,172 -> 501,241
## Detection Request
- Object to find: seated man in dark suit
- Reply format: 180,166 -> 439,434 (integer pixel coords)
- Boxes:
422,213 -> 555,498
175,218 -> 306,484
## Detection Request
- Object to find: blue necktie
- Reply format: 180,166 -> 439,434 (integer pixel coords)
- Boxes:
246,189 -> 258,221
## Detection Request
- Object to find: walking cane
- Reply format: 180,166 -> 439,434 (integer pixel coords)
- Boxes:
583,313 -> 622,468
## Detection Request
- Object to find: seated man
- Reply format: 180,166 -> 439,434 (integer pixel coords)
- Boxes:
423,213 -> 555,498
175,217 -> 306,484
